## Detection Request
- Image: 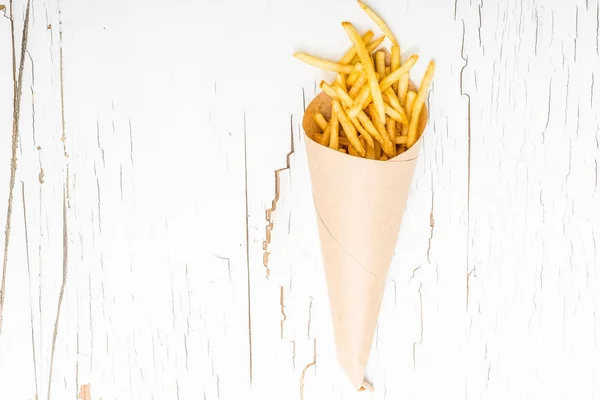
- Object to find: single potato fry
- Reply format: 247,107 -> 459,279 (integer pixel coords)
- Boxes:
335,73 -> 348,92
384,88 -> 407,118
348,85 -> 371,117
407,60 -> 435,148
343,21 -> 386,123
357,0 -> 398,45
406,90 -> 417,119
373,139 -> 382,159
398,73 -> 409,105
337,99 -> 366,156
384,103 -> 406,123
313,113 -> 329,132
366,140 -> 375,159
319,126 -> 331,146
379,55 -> 418,92
348,75 -> 368,98
340,31 -> 374,65
346,63 -> 365,87
338,148 -> 348,154
294,52 -> 354,74
391,45 -> 400,91
386,118 -> 397,156
395,135 -> 408,144
350,35 -> 385,64
380,154 -> 389,161
376,51 -> 386,78
368,103 -> 395,156
320,80 -> 338,99
330,101 -> 341,150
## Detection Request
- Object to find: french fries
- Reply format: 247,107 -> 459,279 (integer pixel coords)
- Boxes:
407,61 -> 435,148
294,52 -> 354,74
357,0 -> 398,45
342,21 -> 386,123
297,0 -> 434,160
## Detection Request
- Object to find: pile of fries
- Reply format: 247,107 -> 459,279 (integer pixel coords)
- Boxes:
294,0 -> 434,160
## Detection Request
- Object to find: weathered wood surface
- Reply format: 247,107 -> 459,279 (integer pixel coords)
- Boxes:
1,0 -> 599,399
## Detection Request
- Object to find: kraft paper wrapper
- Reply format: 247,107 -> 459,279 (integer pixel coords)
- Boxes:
302,89 -> 428,391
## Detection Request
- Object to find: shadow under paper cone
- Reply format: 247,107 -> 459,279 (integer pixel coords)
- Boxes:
302,92 -> 428,391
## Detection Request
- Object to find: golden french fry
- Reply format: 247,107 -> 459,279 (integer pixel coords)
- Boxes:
383,90 -> 408,123
357,0 -> 398,45
380,154 -> 389,161
338,148 -> 348,154
376,51 -> 386,78
400,121 -> 409,137
330,100 -> 341,150
342,22 -> 386,123
328,85 -> 375,148
312,113 -> 328,132
340,31 -> 374,65
368,103 -> 395,156
383,88 -> 406,115
348,56 -> 417,114
385,66 -> 390,76
335,73 -> 347,92
319,126 -> 331,146
351,117 -> 374,147
375,72 -> 381,82
320,80 -> 338,99
356,111 -> 384,144
331,83 -> 354,108
373,139 -> 381,159
407,61 -> 435,148
386,118 -> 396,156
358,136 -> 371,158
384,103 -> 405,123
339,137 -> 350,146
350,35 -> 385,64
346,63 -> 365,87
391,45 -> 400,91
398,73 -> 409,105
309,132 -> 323,142
337,102 -> 366,157
294,52 -> 354,74
395,135 -> 408,144
348,143 -> 359,156
406,90 -> 417,119
348,85 -> 371,117
348,75 -> 368,98
366,140 -> 375,159
379,55 -> 418,92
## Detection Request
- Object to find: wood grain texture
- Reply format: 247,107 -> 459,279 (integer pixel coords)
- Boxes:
0,0 -> 599,399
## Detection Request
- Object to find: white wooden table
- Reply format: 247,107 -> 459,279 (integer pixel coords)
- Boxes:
1,0 -> 599,399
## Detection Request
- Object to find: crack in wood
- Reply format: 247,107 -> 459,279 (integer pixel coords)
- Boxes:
412,283 -> 424,370
263,115 -> 295,279
243,110 -> 253,384
299,339 -> 316,400
459,19 -> 473,311
306,296 -> 313,338
48,185 -> 69,400
0,0 -> 31,340
280,286 -> 287,339
22,182 -> 39,399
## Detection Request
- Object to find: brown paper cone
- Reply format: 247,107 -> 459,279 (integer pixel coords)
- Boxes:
302,91 -> 428,391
